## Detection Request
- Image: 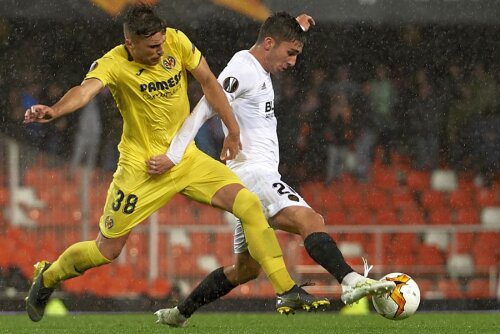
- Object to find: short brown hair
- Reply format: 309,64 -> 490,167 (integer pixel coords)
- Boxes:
123,5 -> 165,38
256,12 -> 306,45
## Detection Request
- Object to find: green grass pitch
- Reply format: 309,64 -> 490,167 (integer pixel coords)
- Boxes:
1,312 -> 499,334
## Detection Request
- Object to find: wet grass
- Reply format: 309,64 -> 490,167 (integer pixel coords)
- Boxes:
1,312 -> 499,334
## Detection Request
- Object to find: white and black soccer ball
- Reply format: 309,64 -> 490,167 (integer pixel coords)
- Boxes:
372,272 -> 420,320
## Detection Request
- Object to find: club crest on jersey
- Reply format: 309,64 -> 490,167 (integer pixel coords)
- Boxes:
162,56 -> 176,70
104,216 -> 114,230
223,77 -> 239,93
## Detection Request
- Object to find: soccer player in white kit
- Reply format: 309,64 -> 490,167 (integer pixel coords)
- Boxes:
152,12 -> 395,327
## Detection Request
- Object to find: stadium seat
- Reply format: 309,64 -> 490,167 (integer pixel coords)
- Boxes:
399,207 -> 425,225
424,231 -> 450,251
391,189 -> 416,209
421,189 -> 446,210
449,189 -> 474,209
430,170 -> 458,192
341,190 -> 364,209
476,189 -> 498,207
374,209 -> 398,225
348,208 -> 373,225
448,232 -> 475,253
147,278 -> 172,298
466,278 -> 494,299
446,254 -> 474,278
326,209 -> 348,225
437,279 -> 464,299
455,208 -> 480,225
428,207 -> 453,225
406,170 -> 430,191
372,167 -> 400,190
480,207 -> 500,227
366,189 -> 390,211
417,245 -> 445,266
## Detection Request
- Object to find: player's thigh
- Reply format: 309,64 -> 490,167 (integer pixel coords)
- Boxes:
180,150 -> 243,208
99,167 -> 176,238
236,167 -> 310,218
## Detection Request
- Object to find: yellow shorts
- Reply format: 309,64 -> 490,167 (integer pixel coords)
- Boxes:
99,148 -> 242,238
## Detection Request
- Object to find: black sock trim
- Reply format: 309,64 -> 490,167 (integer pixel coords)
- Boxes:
303,232 -> 354,284
178,267 -> 236,317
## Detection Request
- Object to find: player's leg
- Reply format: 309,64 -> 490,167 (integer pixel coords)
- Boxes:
25,232 -> 123,322
179,150 -> 329,313
27,168 -> 176,322
156,251 -> 260,327
271,206 -> 395,305
211,184 -> 295,294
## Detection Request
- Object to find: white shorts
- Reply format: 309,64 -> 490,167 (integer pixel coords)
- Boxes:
232,166 -> 310,253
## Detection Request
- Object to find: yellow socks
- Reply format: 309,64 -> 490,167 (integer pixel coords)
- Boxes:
232,188 -> 294,294
43,240 -> 111,288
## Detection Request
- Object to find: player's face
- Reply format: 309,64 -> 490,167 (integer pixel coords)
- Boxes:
127,31 -> 166,66
268,39 -> 303,74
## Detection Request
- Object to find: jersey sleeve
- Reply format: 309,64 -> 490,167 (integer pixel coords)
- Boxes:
174,29 -> 202,72
218,60 -> 254,103
84,55 -> 117,87
166,97 -> 216,164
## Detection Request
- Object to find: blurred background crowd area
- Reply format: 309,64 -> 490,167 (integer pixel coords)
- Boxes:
0,3 -> 500,307
1,18 -> 499,187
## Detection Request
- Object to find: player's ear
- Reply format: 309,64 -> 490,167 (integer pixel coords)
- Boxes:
263,37 -> 275,51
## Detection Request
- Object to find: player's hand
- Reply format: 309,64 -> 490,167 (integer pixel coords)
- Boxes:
147,154 -> 175,175
296,14 -> 315,32
220,132 -> 242,161
23,105 -> 57,124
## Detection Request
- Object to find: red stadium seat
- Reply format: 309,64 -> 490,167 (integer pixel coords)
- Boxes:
399,207 -> 426,225
366,189 -> 390,211
391,189 -> 416,209
341,190 -> 364,209
326,209 -> 348,225
421,190 -> 446,210
349,209 -> 373,225
372,167 -> 400,190
476,189 -> 498,207
428,207 -> 453,225
406,170 -> 430,191
455,208 -> 480,225
374,209 -> 398,225
449,189 -> 474,209
417,245 -> 445,266
449,232 -> 475,253
438,279 -> 464,299
466,278 -> 494,298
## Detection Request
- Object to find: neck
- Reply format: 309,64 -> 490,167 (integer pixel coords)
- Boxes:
249,44 -> 269,72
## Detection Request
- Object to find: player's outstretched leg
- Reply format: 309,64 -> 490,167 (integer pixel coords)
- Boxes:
155,307 -> 188,328
340,258 -> 396,305
25,261 -> 55,322
276,284 -> 330,315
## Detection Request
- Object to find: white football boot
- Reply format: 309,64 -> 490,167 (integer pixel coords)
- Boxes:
155,306 -> 188,328
341,258 -> 396,305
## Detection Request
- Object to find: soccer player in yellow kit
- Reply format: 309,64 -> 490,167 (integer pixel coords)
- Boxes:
23,6 -> 328,323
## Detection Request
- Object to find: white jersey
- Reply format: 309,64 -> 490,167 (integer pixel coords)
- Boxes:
219,50 -> 279,171
166,50 -> 311,253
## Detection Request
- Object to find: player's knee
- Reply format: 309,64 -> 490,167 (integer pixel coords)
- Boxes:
232,188 -> 262,219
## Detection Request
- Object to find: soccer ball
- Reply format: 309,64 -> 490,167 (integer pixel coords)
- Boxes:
372,272 -> 420,320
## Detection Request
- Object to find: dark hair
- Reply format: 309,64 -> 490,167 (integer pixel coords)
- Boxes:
123,5 -> 165,38
256,12 -> 306,45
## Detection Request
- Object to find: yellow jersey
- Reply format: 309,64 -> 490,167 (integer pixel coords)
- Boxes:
85,28 -> 201,170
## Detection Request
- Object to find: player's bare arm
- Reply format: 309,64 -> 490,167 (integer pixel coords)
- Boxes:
191,56 -> 241,161
23,78 -> 103,124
